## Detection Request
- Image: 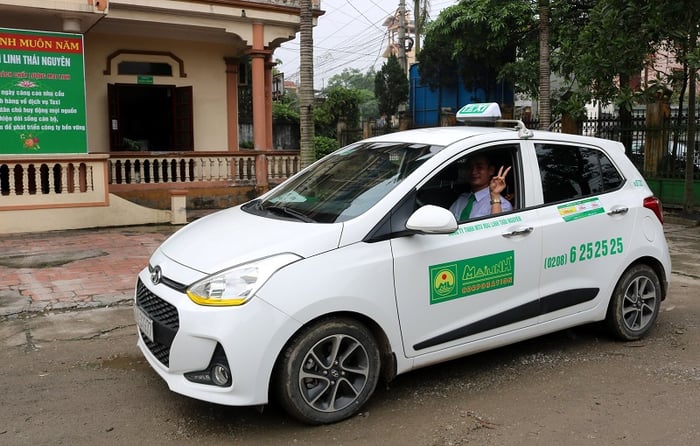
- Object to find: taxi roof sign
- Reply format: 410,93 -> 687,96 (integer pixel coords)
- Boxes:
456,102 -> 501,122
455,102 -> 534,139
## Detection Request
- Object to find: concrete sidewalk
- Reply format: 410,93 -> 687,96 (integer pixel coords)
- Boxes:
0,224 -> 179,318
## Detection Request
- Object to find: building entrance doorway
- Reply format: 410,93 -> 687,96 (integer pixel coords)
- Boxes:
108,84 -> 193,151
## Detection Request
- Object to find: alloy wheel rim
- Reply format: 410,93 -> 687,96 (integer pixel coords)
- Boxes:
298,334 -> 370,413
622,275 -> 658,332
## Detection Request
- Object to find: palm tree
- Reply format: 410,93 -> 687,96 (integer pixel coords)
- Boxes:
299,0 -> 315,168
538,0 -> 551,129
683,26 -> 697,213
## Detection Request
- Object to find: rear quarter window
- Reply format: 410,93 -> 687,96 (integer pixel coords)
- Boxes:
535,143 -> 623,204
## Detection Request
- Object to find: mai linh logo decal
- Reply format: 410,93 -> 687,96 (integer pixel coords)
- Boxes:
429,251 -> 515,304
431,265 -> 458,300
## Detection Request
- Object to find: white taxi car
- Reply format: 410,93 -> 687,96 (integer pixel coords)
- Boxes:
134,103 -> 671,425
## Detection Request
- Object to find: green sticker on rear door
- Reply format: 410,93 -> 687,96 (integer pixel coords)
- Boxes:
429,250 -> 515,304
557,197 -> 604,222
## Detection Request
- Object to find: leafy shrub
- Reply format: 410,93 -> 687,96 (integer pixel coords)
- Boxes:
314,136 -> 339,160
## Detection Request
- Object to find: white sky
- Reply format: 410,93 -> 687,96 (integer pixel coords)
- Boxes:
275,0 -> 456,88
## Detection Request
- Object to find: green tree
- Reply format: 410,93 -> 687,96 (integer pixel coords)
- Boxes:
654,0 -> 700,213
325,86 -> 362,126
313,135 -> 340,160
559,1 -> 664,154
417,0 -> 536,100
375,55 -> 409,117
272,89 -> 299,123
313,86 -> 363,138
327,68 -> 379,121
328,67 -> 376,91
417,0 -> 693,147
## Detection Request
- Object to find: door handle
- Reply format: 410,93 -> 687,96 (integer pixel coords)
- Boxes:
502,226 -> 534,238
607,206 -> 629,216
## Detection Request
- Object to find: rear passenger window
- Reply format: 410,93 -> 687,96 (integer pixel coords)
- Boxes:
535,144 -> 623,204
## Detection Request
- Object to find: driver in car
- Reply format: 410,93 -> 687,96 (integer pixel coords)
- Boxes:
448,154 -> 512,220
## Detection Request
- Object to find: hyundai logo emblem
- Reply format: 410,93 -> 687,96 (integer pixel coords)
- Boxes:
150,265 -> 162,285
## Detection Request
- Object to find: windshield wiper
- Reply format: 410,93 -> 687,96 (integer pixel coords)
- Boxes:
263,204 -> 316,223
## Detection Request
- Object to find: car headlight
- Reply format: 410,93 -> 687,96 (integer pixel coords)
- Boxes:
186,253 -> 301,306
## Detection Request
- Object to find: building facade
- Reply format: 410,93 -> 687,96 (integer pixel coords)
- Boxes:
0,0 -> 320,233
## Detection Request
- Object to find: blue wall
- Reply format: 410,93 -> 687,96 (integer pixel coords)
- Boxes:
409,64 -> 514,127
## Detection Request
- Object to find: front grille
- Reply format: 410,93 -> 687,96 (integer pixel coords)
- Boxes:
136,278 -> 180,367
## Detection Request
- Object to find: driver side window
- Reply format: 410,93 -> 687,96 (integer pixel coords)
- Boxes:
416,144 -> 521,221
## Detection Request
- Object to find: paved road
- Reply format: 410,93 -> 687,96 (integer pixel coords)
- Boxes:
0,224 -> 177,317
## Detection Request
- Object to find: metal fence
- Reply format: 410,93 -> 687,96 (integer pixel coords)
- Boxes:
521,112 -> 699,176
340,112 -> 699,179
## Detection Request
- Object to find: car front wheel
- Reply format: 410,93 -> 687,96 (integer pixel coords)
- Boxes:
274,318 -> 381,425
606,264 -> 662,341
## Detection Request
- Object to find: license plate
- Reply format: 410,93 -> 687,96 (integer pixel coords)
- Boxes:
134,305 -> 154,343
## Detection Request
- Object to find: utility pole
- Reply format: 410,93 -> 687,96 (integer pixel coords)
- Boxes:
414,0 -> 421,55
398,0 -> 407,73
413,0 -> 430,57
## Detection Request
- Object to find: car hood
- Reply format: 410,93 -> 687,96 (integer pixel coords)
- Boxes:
157,206 -> 344,274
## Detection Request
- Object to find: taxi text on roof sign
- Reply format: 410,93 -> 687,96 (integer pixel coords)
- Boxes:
456,102 -> 502,122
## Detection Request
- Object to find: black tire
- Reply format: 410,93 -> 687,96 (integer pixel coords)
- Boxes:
274,318 -> 381,425
606,264 -> 661,341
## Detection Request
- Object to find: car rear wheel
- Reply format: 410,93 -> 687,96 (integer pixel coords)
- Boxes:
606,264 -> 661,341
274,318 -> 381,425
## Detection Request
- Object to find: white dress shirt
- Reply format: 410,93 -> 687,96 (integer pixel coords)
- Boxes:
449,187 -> 512,220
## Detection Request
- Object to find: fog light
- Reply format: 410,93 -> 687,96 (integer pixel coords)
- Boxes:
183,343 -> 232,387
211,363 -> 231,387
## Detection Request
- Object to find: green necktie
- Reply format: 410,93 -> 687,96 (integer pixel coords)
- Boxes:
460,194 -> 475,220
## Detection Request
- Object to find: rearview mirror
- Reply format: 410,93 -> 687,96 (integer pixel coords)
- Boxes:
406,205 -> 458,234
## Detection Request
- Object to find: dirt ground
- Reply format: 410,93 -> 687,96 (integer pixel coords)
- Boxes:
1,223 -> 699,446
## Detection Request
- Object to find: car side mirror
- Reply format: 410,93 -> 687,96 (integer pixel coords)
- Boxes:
406,205 -> 458,234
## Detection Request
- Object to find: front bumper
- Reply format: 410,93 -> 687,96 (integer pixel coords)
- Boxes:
134,268 -> 302,406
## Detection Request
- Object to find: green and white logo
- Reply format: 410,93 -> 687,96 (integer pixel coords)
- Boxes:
430,265 -> 458,300
557,197 -> 604,222
429,251 -> 515,304
455,102 -> 501,122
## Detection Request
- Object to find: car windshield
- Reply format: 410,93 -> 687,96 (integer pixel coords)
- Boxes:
250,141 -> 444,223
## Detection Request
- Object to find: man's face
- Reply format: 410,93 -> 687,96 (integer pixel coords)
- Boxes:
462,156 -> 495,190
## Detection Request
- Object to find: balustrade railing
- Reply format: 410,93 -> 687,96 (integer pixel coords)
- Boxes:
268,153 -> 301,182
1,151 -> 301,209
109,152 -> 241,185
107,151 -> 300,187
0,155 -> 108,209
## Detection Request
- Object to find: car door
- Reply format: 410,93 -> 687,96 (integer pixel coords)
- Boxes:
533,141 -> 632,322
391,142 -> 544,358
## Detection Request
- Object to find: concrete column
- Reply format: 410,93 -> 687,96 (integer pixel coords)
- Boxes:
255,153 -> 269,189
224,57 -> 240,151
363,119 -> 372,139
248,22 -> 271,151
561,113 -> 582,135
170,189 -> 188,224
265,55 -> 274,150
251,54 -> 267,150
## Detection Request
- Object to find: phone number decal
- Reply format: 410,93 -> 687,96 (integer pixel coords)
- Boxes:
544,237 -> 623,269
